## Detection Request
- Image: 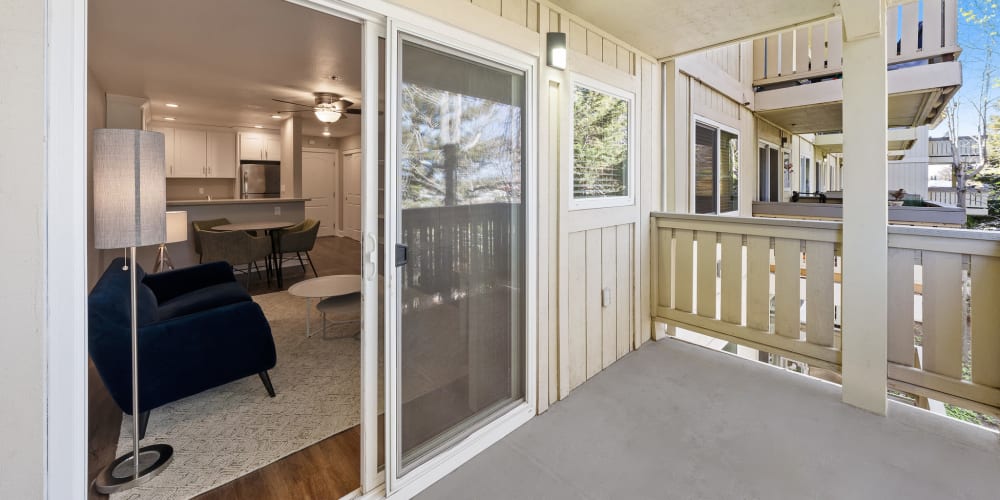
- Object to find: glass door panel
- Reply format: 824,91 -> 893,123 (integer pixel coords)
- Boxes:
395,36 -> 526,475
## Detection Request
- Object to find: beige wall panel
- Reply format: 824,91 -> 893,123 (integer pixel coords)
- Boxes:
501,0 -> 527,26
527,0 -> 540,32
921,251 -> 964,379
617,224 -> 632,357
567,231 -> 587,390
549,9 -> 561,34
585,229 -> 603,378
601,226 -> 618,368
617,46 -> 631,73
568,20 -> 587,53
586,29 -> 603,61
602,38 -> 617,67
471,0 -> 502,16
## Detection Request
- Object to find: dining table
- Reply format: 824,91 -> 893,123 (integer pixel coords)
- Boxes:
213,220 -> 299,288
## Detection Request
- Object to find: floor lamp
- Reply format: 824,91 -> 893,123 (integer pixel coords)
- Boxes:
154,211 -> 188,273
92,129 -> 174,493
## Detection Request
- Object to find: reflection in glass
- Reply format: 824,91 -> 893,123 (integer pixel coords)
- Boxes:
572,86 -> 629,199
397,40 -> 526,472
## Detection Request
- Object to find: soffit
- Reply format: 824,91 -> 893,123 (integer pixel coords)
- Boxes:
548,0 -> 837,59
89,0 -> 369,137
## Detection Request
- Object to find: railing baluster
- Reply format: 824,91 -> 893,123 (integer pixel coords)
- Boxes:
923,0 -> 943,51
696,230 -> 718,319
971,255 -> 1000,389
746,235 -> 771,332
805,240 -> 835,347
921,250 -> 964,379
774,238 -> 801,340
887,247 -> 916,366
656,227 -> 672,309
720,233 -> 743,325
674,229 -> 694,313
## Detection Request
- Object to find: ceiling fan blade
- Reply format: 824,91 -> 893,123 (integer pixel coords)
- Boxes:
275,109 -> 313,113
345,109 -> 361,115
271,98 -> 313,108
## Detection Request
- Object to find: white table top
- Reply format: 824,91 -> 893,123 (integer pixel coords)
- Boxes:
287,274 -> 362,299
214,221 -> 298,232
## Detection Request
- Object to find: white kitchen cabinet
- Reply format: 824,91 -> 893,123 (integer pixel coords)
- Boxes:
174,129 -> 208,177
149,126 -> 177,177
207,131 -> 236,178
239,132 -> 281,162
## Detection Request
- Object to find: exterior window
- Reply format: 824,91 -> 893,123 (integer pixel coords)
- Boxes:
571,80 -> 633,209
694,121 -> 739,214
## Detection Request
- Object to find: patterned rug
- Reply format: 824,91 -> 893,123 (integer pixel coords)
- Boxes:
111,291 -> 360,500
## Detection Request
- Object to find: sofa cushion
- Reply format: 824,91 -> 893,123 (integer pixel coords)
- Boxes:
157,281 -> 251,321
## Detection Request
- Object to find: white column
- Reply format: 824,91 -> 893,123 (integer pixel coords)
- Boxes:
841,1 -> 889,415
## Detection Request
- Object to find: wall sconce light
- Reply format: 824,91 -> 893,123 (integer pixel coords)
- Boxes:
546,32 -> 567,70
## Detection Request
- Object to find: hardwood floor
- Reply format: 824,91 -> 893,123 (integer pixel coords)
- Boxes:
88,236 -> 364,499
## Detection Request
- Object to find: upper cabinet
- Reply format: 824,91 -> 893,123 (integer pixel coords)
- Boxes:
207,131 -> 236,178
239,132 -> 281,162
154,125 -> 237,178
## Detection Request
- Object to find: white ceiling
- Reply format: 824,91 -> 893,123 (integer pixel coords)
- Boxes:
548,0 -> 837,59
89,0 -> 368,137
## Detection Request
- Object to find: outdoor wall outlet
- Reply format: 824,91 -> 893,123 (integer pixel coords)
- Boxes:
274,207 -> 281,216
601,287 -> 612,307
198,187 -> 204,195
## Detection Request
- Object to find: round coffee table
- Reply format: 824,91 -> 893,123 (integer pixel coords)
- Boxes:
288,274 -> 362,337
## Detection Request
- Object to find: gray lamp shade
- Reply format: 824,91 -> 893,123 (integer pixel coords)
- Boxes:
93,129 -> 167,249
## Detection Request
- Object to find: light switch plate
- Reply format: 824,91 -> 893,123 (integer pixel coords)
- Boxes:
274,206 -> 281,216
602,287 -> 612,307
198,187 -> 204,195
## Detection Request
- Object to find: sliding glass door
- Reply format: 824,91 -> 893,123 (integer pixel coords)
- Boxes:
386,29 -> 529,493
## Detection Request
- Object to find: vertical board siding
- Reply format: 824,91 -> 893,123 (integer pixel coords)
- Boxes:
971,256 -> 1000,389
565,224 -> 636,391
567,231 -> 587,391
921,251 -> 964,379
774,238 -> 801,339
696,231 -> 718,319
887,248 -> 916,366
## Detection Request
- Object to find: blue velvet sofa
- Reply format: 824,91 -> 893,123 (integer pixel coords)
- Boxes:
89,258 -> 277,438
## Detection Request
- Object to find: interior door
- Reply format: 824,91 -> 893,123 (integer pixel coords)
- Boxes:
386,29 -> 530,495
343,150 -> 363,240
302,150 -> 338,237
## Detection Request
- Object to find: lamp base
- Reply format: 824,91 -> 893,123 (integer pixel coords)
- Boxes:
93,444 -> 174,494
154,244 -> 174,273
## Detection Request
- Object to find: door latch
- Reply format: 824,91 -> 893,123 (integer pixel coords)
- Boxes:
394,244 -> 408,267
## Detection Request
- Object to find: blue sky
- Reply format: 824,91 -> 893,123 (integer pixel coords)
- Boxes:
929,0 -> 997,138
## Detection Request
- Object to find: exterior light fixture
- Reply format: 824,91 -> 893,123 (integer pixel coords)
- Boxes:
546,32 -> 567,70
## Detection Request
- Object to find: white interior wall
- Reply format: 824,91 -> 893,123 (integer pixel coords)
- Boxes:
0,0 -> 46,496
88,71 -> 108,288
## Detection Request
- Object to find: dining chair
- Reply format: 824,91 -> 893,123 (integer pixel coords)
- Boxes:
278,219 -> 321,277
191,218 -> 231,263
197,228 -> 273,287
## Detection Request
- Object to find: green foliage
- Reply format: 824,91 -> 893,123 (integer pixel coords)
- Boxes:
945,404 -> 1000,431
572,86 -> 629,199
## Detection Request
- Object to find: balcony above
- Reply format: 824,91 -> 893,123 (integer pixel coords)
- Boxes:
751,0 -> 962,134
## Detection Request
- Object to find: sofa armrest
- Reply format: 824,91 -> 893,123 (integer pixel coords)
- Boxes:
142,261 -> 236,303
127,300 -> 277,413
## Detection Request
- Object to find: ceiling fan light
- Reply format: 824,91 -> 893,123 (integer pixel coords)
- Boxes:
314,107 -> 342,123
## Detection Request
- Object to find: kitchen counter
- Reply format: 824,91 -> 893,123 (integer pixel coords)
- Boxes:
167,197 -> 310,207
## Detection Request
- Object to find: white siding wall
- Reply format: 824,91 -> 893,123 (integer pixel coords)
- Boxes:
888,125 -> 929,198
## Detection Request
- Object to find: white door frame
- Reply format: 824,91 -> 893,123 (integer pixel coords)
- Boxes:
384,18 -> 538,499
302,148 -> 340,237
50,0 -> 537,498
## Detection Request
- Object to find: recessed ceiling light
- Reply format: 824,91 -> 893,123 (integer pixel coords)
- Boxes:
164,117 -> 176,121
165,103 -> 179,108
271,114 -> 282,119
254,125 -> 263,129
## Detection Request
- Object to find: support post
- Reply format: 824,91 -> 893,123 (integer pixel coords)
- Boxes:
840,0 -> 889,415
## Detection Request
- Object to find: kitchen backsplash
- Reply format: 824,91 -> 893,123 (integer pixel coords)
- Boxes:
166,178 -> 237,201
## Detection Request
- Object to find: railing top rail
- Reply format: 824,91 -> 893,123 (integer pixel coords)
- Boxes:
652,212 -> 843,231
889,225 -> 1000,241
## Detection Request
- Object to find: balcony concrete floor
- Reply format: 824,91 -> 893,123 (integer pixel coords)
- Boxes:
419,338 -> 1000,499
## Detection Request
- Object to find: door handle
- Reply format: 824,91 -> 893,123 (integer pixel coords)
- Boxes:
365,232 -> 377,280
394,244 -> 408,268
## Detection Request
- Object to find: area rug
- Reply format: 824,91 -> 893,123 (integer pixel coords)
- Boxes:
111,291 -> 361,500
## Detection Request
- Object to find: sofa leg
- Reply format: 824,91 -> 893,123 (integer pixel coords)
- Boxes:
258,371 -> 276,397
138,410 -> 150,440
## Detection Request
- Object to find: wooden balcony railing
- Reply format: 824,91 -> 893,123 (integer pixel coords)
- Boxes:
650,213 -> 843,370
928,187 -> 988,209
887,226 -> 1000,418
651,213 -> 1000,418
752,0 -> 959,86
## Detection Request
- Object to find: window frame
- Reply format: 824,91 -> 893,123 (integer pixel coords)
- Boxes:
691,115 -> 740,215
568,74 -> 636,211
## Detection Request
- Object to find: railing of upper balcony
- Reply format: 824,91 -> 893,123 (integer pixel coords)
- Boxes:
752,0 -> 959,86
928,187 -> 988,210
651,213 -> 1000,418
928,137 -> 982,159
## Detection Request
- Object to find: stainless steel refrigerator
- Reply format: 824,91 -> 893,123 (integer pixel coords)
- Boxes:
240,161 -> 281,199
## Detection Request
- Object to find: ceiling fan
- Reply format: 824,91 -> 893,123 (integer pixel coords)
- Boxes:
273,92 -> 360,123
